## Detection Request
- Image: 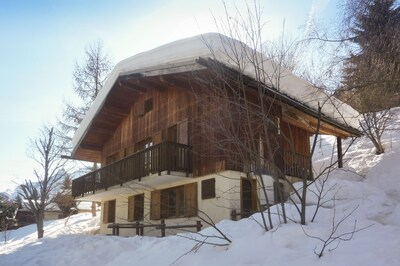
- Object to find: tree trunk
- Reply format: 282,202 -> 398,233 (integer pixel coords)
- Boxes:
36,211 -> 45,239
91,202 -> 97,217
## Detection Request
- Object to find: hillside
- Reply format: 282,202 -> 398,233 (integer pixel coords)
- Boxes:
1,111 -> 400,266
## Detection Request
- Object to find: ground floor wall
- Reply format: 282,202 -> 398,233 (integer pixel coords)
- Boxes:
97,170 -> 283,237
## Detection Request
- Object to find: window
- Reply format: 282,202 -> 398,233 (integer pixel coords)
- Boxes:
201,178 -> 216,199
144,98 -> 153,113
128,194 -> 144,222
136,138 -> 153,173
161,186 -> 184,218
136,138 -> 153,151
103,200 -> 116,224
133,97 -> 153,116
150,183 -> 197,220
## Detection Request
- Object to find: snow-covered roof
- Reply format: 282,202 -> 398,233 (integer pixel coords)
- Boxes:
72,33 -> 360,155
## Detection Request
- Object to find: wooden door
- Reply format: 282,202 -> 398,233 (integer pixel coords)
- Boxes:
241,178 -> 257,218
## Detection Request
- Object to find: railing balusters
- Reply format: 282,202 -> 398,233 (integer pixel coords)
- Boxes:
72,141 -> 192,197
283,150 -> 311,180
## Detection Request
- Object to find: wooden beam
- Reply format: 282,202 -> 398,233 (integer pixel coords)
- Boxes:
337,137 -> 343,168
80,143 -> 103,151
118,80 -> 145,94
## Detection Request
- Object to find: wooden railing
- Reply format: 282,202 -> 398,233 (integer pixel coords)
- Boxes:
72,141 -> 192,197
107,220 -> 202,237
245,151 -> 311,180
283,150 -> 311,180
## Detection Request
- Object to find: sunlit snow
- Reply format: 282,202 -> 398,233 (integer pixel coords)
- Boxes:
1,110 -> 400,266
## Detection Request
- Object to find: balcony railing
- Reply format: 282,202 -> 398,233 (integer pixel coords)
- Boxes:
72,141 -> 192,197
283,150 -> 311,180
245,151 -> 311,180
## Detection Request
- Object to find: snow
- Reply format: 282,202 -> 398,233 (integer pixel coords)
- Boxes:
2,111 -> 400,265
72,33 -> 360,156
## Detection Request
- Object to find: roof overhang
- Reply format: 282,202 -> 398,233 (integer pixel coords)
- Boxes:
71,60 -> 207,161
71,33 -> 361,162
196,57 -> 362,138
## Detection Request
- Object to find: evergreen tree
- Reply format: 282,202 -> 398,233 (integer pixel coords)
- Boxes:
0,194 -> 18,230
339,0 -> 400,154
343,0 -> 400,112
59,40 -> 113,145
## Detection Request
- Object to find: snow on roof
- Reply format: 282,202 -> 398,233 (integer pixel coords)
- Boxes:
72,33 -> 360,155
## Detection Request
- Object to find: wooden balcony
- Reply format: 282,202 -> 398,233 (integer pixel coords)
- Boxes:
72,141 -> 192,198
283,150 -> 312,180
249,151 -> 311,180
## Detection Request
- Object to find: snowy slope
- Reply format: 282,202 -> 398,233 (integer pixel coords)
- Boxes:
1,112 -> 400,266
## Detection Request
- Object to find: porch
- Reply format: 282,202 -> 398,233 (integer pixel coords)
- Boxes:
72,141 -> 192,198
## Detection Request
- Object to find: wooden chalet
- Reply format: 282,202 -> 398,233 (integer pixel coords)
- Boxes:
70,33 -> 361,236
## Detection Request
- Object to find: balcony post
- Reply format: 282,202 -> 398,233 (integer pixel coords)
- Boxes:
337,137 -> 343,168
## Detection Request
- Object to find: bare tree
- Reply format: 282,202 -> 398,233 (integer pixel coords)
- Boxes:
19,126 -> 67,239
189,0 -> 324,229
302,201 -> 373,258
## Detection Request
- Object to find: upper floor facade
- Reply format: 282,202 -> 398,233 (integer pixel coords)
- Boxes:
71,33 -> 361,199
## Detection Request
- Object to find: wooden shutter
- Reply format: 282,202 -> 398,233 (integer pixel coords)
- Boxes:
251,179 -> 258,211
184,182 -> 198,217
108,200 -> 116,223
153,131 -> 162,145
134,100 -> 145,116
125,144 -> 136,157
201,178 -> 216,199
127,196 -> 135,222
150,190 -> 161,220
177,119 -> 188,145
134,194 -> 144,221
102,201 -> 109,224
167,125 -> 177,142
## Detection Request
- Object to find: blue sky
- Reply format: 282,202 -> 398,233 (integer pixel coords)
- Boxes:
0,0 -> 338,192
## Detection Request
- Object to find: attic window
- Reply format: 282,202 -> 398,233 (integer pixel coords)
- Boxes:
144,98 -> 153,113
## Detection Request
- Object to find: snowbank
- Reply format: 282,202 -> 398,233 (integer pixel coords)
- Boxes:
2,112 -> 400,265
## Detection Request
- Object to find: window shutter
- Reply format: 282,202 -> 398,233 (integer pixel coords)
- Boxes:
153,131 -> 162,145
177,119 -> 188,145
184,182 -> 198,217
102,201 -> 109,224
125,144 -> 135,157
201,178 -> 216,199
108,200 -> 116,223
150,190 -> 161,220
251,180 -> 258,212
134,194 -> 144,221
128,196 -> 135,222
134,101 -> 145,116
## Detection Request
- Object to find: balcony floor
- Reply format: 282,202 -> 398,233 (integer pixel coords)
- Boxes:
74,170 -> 192,202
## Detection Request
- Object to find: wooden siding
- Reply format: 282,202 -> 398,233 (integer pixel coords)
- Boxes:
74,71 -> 313,182
101,85 -> 196,165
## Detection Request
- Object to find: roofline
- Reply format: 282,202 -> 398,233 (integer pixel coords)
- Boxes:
71,59 -> 207,157
197,57 -> 362,137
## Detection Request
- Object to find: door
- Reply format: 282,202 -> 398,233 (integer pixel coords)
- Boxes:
241,178 -> 258,218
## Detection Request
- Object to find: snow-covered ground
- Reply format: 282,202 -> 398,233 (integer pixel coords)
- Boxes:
1,112 -> 400,266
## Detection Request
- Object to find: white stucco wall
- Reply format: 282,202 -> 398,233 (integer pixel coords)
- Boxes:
99,171 -> 248,236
